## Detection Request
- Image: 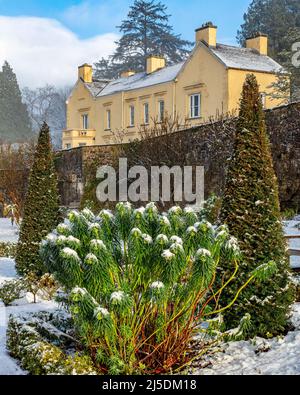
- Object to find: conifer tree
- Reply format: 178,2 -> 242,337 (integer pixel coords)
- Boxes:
237,0 -> 300,100
16,123 -> 60,275
0,61 -> 33,143
94,0 -> 192,79
220,74 -> 295,338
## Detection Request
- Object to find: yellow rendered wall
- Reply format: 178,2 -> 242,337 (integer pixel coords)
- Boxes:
93,82 -> 175,145
175,44 -> 228,124
64,82 -> 97,148
65,46 -> 287,148
227,69 -> 287,114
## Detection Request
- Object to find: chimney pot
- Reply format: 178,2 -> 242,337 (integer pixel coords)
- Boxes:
146,55 -> 166,74
121,70 -> 135,78
195,22 -> 217,47
246,33 -> 268,55
78,63 -> 93,83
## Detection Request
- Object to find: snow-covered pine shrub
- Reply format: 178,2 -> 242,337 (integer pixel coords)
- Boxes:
41,203 -> 275,374
220,74 -> 295,338
0,279 -> 25,306
16,123 -> 60,276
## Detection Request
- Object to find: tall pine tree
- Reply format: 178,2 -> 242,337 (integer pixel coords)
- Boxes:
237,0 -> 300,100
0,61 -> 33,143
94,0 -> 192,79
16,123 -> 60,276
220,74 -> 295,338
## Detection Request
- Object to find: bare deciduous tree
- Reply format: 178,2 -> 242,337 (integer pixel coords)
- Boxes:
22,85 -> 71,149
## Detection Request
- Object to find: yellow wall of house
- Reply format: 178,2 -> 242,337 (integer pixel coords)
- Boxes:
227,69 -> 285,114
175,44 -> 228,124
64,44 -> 287,149
65,82 -> 97,148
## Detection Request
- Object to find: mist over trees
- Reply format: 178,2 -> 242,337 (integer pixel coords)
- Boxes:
94,0 -> 193,80
0,61 -> 33,144
22,85 -> 71,149
238,0 -> 300,100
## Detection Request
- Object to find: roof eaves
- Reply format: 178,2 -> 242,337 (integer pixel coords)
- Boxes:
96,79 -> 176,99
226,66 -> 283,75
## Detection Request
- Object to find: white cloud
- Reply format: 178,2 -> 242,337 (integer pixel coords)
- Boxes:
0,16 -> 118,88
62,0 -> 124,31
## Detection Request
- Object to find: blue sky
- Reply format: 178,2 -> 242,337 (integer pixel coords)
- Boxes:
0,0 -> 252,87
0,0 -> 251,41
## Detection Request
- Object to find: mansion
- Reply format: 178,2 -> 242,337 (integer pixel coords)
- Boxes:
63,22 -> 286,149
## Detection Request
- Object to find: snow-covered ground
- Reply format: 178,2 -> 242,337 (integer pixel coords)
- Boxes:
0,258 -> 57,375
197,304 -> 300,375
0,218 -> 19,243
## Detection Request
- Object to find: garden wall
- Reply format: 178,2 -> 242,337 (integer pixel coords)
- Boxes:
55,101 -> 300,210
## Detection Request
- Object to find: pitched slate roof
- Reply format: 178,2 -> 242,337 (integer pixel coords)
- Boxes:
84,43 -> 283,98
85,62 -> 184,98
209,44 -> 283,73
84,80 -> 110,96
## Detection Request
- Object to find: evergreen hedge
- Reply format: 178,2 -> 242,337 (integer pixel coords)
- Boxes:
220,74 -> 295,337
16,123 -> 60,275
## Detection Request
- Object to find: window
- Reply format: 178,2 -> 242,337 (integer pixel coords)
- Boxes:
158,100 -> 165,122
79,143 -> 87,147
82,114 -> 89,129
106,109 -> 111,130
260,93 -> 267,109
190,94 -> 201,119
129,105 -> 135,127
144,103 -> 149,125
65,144 -> 71,150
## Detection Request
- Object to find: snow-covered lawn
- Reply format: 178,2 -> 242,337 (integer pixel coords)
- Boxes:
197,304 -> 300,375
0,218 -> 19,243
0,258 -> 57,375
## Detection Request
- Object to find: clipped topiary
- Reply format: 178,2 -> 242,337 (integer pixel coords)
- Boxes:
41,202 -> 275,374
16,123 -> 60,276
220,74 -> 295,338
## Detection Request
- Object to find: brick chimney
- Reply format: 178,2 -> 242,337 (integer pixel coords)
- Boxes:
246,33 -> 268,55
78,63 -> 93,83
121,70 -> 136,78
195,22 -> 217,47
146,55 -> 166,74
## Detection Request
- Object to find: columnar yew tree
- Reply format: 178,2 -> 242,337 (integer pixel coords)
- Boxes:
220,74 -> 294,338
16,123 -> 60,275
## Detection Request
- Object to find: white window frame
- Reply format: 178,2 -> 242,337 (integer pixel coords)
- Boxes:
260,93 -> 267,109
129,105 -> 135,127
158,100 -> 165,122
82,114 -> 89,129
144,103 -> 149,125
190,94 -> 201,119
106,109 -> 111,130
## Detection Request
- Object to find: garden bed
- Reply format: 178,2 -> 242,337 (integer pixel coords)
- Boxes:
7,311 -> 97,375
